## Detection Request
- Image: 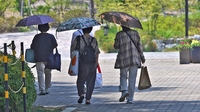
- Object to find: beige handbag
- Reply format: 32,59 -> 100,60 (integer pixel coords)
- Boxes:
138,65 -> 152,90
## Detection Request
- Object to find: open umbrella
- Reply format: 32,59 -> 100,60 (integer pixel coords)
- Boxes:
56,17 -> 100,32
99,11 -> 143,29
16,15 -> 55,27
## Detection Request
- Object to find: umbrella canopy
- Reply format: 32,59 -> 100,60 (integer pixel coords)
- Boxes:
56,17 -> 100,32
16,15 -> 55,27
99,11 -> 143,29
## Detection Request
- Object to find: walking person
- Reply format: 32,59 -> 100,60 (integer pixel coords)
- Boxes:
31,23 -> 58,95
71,29 -> 94,92
70,27 -> 100,104
114,25 -> 145,104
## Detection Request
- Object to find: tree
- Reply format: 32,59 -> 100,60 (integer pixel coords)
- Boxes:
0,0 -> 12,17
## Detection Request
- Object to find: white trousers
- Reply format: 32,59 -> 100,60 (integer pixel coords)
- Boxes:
119,65 -> 138,101
36,62 -> 52,91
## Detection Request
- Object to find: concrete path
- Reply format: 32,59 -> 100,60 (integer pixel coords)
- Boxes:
33,51 -> 200,112
1,27 -> 200,112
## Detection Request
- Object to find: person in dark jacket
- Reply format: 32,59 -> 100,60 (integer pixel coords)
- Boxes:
71,27 -> 100,104
31,23 -> 58,95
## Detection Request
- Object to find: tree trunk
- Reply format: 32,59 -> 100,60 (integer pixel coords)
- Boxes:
28,0 -> 33,15
90,0 -> 94,19
20,0 -> 24,17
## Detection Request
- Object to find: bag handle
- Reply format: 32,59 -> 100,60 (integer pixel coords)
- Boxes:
82,36 -> 94,46
55,48 -> 58,53
125,31 -> 142,59
124,31 -> 139,52
97,63 -> 101,73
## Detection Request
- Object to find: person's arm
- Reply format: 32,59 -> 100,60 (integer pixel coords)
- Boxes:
136,33 -> 145,63
70,37 -> 78,58
71,32 -> 77,44
94,38 -> 100,68
51,35 -> 58,49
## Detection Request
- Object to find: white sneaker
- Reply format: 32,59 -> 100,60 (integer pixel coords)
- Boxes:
127,100 -> 133,104
119,91 -> 129,102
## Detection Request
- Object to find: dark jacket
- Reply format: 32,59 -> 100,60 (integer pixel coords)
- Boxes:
31,33 -> 58,62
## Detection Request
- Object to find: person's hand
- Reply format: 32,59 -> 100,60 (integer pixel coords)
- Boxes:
142,60 -> 145,64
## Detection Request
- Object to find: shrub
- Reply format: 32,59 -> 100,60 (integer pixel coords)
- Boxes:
0,51 -> 36,112
143,41 -> 158,52
0,16 -> 31,33
95,25 -> 119,53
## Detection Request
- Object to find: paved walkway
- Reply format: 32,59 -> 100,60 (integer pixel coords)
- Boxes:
33,51 -> 200,112
1,28 -> 200,112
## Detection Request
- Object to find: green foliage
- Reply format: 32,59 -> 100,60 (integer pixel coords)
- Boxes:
162,48 -> 177,52
32,0 -> 89,25
0,51 -> 36,112
35,5 -> 51,14
188,12 -> 200,35
31,106 -> 64,112
0,16 -> 31,33
95,24 -> 119,53
63,9 -> 89,22
144,41 -> 158,52
155,16 -> 185,39
0,16 -> 27,33
16,27 -> 31,32
0,0 -> 12,16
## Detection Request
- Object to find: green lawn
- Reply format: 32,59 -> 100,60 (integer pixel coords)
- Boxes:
31,106 -> 65,112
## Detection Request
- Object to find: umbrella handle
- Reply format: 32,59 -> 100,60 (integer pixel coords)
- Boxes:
101,18 -> 104,24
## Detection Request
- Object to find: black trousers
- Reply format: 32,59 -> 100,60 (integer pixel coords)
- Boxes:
77,61 -> 96,100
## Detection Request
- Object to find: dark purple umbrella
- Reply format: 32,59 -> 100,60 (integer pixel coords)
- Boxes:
16,15 -> 55,27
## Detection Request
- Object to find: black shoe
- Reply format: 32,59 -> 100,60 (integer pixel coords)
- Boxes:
78,96 -> 84,104
119,91 -> 129,102
86,100 -> 90,105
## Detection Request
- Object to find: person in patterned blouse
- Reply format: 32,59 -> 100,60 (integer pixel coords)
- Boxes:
114,25 -> 145,104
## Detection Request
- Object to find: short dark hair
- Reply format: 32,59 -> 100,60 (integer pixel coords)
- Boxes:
82,27 -> 93,34
38,23 -> 50,32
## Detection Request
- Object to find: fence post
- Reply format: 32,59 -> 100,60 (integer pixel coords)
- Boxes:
11,41 -> 16,56
21,42 -> 27,112
4,43 -> 9,112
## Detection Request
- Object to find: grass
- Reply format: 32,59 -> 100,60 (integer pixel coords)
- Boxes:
31,106 -> 65,112
162,48 -> 178,52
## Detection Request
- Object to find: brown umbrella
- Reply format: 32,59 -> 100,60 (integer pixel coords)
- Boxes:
99,11 -> 143,29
